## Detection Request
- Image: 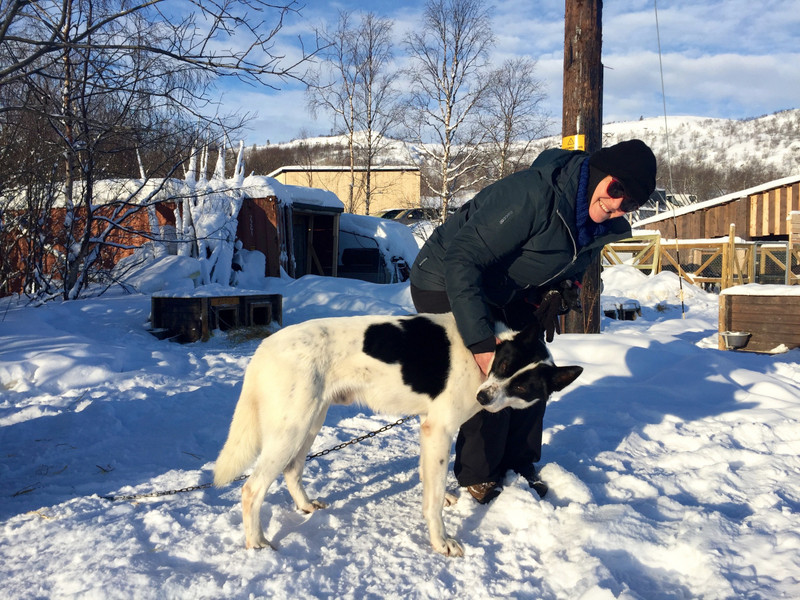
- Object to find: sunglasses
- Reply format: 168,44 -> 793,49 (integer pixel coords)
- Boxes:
607,178 -> 642,213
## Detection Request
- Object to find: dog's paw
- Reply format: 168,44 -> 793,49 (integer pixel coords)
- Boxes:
300,499 -> 328,513
433,537 -> 464,557
444,492 -> 458,507
245,536 -> 276,550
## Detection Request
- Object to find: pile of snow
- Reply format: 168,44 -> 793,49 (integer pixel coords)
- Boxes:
601,263 -> 710,308
1,266 -> 799,598
407,219 -> 438,247
114,253 -> 204,295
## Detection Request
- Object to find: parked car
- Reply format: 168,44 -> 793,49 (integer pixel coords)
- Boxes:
381,207 -> 444,225
377,207 -> 407,220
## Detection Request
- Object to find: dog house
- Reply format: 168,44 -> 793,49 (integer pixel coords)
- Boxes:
718,284 -> 800,352
602,299 -> 642,321
150,293 -> 282,343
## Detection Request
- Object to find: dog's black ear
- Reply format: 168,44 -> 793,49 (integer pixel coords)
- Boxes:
544,365 -> 583,393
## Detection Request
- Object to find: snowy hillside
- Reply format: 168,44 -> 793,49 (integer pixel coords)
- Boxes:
600,112 -> 800,173
265,109 -> 800,177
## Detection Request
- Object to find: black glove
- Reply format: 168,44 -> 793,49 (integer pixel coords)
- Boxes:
557,279 -> 583,313
532,280 -> 582,342
534,289 -> 566,342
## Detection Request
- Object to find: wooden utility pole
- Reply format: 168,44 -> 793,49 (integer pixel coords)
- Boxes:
562,0 -> 603,334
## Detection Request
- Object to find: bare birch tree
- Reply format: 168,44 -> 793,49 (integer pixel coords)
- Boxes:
0,0 -> 317,300
307,11 -> 360,210
353,12 -> 399,215
402,0 -> 494,219
480,57 -> 551,180
307,10 -> 397,215
0,1 -> 311,90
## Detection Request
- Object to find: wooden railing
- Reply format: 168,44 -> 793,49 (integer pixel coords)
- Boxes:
603,224 -> 799,290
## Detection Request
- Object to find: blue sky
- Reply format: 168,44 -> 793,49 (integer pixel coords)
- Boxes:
217,0 -> 800,145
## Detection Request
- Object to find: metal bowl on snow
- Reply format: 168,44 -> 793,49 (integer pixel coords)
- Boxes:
720,331 -> 751,350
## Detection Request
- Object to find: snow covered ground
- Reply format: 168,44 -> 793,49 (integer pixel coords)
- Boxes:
1,266 -> 799,599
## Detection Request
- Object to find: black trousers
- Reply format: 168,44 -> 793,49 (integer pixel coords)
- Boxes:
410,284 -> 547,486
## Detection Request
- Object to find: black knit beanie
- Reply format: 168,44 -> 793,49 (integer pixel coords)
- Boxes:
589,139 -> 657,205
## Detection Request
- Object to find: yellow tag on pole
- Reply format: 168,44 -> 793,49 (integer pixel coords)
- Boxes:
562,135 -> 585,151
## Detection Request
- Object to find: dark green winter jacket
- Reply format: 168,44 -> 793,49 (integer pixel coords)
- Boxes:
410,148 -> 631,350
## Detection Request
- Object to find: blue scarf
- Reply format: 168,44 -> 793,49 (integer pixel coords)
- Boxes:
574,159 -> 609,248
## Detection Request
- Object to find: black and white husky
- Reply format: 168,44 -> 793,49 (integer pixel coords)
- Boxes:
214,312 -> 582,557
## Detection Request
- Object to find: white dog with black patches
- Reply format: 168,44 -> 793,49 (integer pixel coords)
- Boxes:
214,312 -> 582,557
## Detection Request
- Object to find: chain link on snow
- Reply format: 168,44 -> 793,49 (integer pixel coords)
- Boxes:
100,416 -> 416,502
303,416 -> 415,460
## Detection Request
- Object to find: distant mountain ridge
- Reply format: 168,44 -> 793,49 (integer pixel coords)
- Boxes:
596,111 -> 800,174
252,109 -> 800,206
266,109 -> 800,175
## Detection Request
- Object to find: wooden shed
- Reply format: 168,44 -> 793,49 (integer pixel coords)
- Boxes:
634,175 -> 800,242
236,178 -> 345,279
236,196 -> 284,277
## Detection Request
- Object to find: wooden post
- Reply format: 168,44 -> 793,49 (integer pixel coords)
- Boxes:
790,212 -> 800,285
332,214 -> 340,278
723,223 -> 736,289
562,0 -> 603,334
718,294 -> 731,350
653,236 -> 662,273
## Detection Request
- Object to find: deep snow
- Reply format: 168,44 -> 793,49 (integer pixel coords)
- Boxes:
1,266 -> 799,599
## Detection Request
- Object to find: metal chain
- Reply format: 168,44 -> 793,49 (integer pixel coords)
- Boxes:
100,416 -> 416,502
305,416 -> 415,460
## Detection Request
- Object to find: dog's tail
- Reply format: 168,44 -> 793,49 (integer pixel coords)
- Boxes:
213,388 -> 261,487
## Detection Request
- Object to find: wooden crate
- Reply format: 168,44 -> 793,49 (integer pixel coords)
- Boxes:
151,296 -> 210,343
151,294 -> 282,343
719,286 -> 800,352
240,294 -> 283,328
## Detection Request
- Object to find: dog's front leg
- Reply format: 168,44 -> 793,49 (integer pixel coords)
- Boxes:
419,419 -> 464,557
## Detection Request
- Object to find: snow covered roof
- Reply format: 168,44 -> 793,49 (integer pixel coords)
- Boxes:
0,178 -> 189,209
720,283 -> 800,296
268,164 -> 419,177
2,175 -> 345,212
632,174 -> 800,227
240,175 -> 344,212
